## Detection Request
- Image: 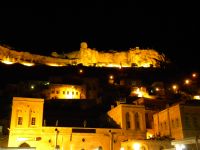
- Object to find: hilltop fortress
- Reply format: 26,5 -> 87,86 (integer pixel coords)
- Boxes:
0,42 -> 167,67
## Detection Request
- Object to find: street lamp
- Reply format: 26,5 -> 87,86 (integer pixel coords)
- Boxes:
184,79 -> 190,85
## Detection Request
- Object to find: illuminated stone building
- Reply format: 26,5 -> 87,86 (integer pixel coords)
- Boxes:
43,84 -> 86,100
65,42 -> 166,68
153,101 -> 200,149
7,97 -> 173,150
0,42 -> 167,68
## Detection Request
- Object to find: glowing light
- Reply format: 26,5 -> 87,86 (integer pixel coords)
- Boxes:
1,59 -> 15,65
79,69 -> 83,73
16,137 -> 29,142
109,75 -> 114,80
172,85 -> 178,90
133,143 -> 141,150
155,87 -> 160,91
31,85 -> 35,89
135,88 -> 143,97
44,82 -> 50,85
175,144 -> 185,150
192,73 -> 197,78
185,79 -> 190,84
193,95 -> 200,100
141,63 -> 150,68
45,63 -> 64,67
120,148 -> 125,150
20,62 -> 35,66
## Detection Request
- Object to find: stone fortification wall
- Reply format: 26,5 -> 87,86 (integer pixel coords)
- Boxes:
0,42 -> 166,67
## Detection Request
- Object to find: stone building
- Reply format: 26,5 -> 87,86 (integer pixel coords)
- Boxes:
153,100 -> 200,149
43,84 -> 86,100
7,97 -> 173,150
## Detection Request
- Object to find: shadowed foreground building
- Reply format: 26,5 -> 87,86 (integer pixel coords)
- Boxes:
153,100 -> 200,149
7,97 -> 172,150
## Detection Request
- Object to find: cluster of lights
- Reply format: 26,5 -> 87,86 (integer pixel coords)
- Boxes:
175,144 -> 185,150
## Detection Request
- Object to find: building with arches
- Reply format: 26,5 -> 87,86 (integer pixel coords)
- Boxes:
7,97 -> 173,150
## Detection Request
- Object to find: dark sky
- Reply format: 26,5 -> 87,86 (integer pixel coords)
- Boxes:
0,6 -> 199,68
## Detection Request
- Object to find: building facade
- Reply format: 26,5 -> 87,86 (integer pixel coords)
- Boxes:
43,84 -> 86,100
8,97 -> 174,150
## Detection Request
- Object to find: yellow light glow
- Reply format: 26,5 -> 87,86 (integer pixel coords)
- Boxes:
120,148 -> 125,150
175,144 -> 185,150
133,143 -> 141,150
109,75 -> 114,80
79,69 -> 83,73
20,62 -> 35,66
172,85 -> 178,90
192,73 -> 197,78
193,95 -> 200,100
141,63 -> 150,68
16,137 -> 29,142
31,85 -> 35,89
185,79 -> 190,84
45,63 -> 64,67
1,59 -> 15,65
155,87 -> 159,91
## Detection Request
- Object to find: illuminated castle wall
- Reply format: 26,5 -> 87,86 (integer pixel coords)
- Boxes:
0,43 -> 167,68
65,42 -> 166,68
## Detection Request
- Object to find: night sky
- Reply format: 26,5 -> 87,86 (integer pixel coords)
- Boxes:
0,6 -> 199,68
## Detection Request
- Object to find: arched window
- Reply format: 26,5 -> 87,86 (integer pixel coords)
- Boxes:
19,142 -> 30,147
135,112 -> 140,130
126,112 -> 131,129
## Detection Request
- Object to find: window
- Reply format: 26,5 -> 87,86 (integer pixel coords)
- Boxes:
135,112 -> 140,130
72,91 -> 74,95
185,116 -> 190,129
76,92 -> 78,95
164,121 -> 167,129
31,117 -> 36,125
56,91 -> 59,94
176,118 -> 179,127
125,112 -> 131,129
63,91 -> 65,94
171,119 -> 174,128
67,91 -> 69,95
18,117 -> 23,125
51,90 -> 55,94
193,116 -> 199,129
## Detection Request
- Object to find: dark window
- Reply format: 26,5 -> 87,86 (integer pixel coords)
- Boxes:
176,118 -> 179,127
185,116 -> 191,129
193,116 -> 199,129
76,92 -> 78,95
31,117 -> 36,125
63,91 -> 65,94
135,112 -> 140,130
18,117 -> 23,125
126,112 -> 131,129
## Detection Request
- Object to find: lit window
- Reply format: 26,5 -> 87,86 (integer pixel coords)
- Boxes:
31,117 -> 36,125
18,117 -> 23,125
